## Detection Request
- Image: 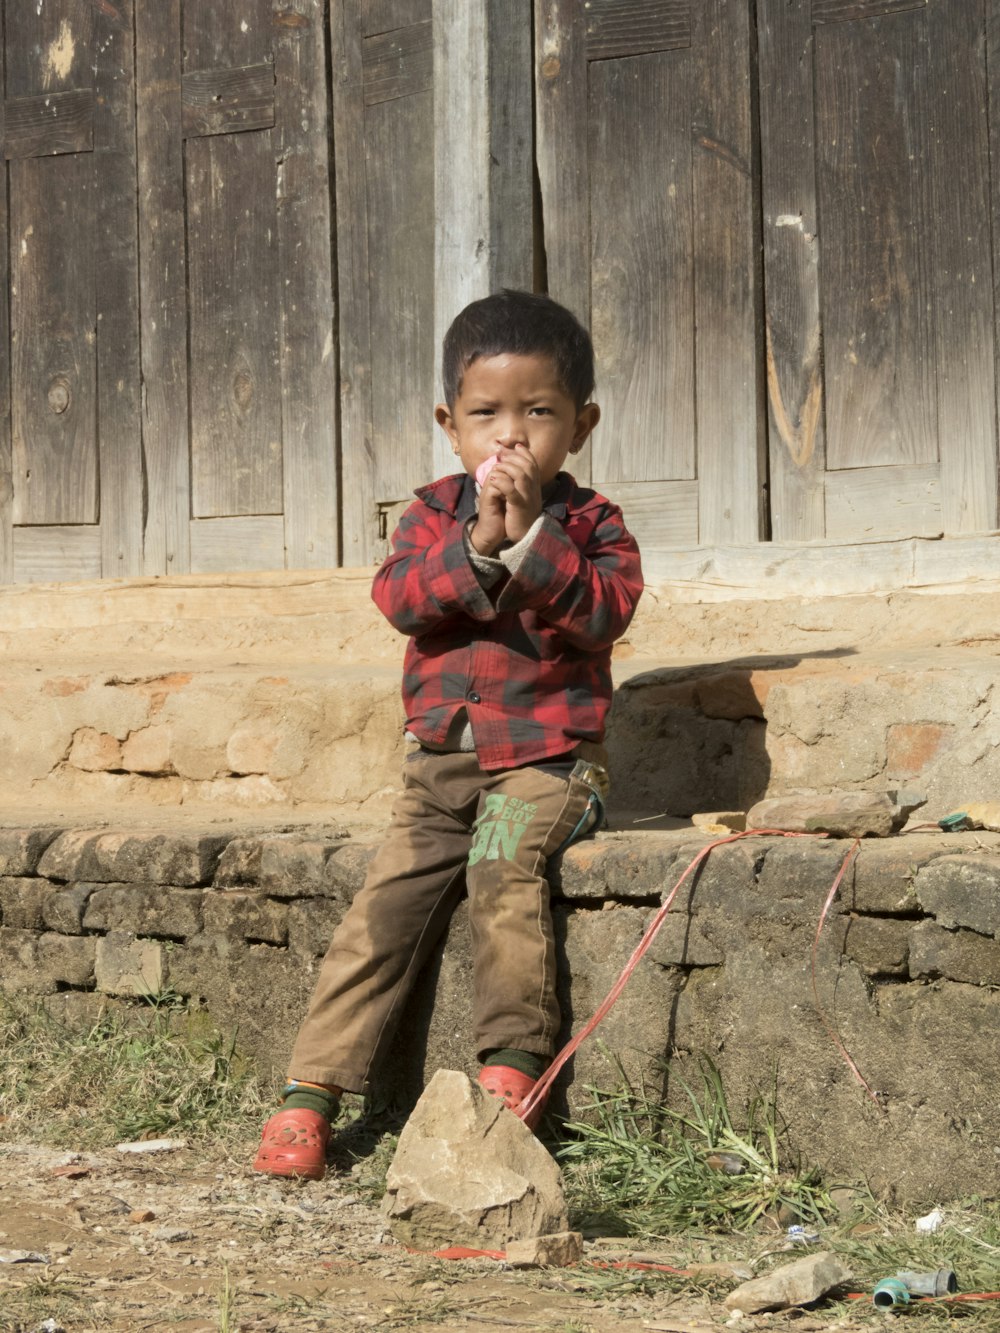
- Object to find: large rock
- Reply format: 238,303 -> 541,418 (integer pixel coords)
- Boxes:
724,1251 -> 852,1313
746,790 -> 925,838
381,1070 -> 568,1249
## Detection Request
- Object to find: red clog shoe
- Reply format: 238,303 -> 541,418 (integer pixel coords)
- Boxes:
477,1065 -> 548,1131
252,1107 -> 330,1180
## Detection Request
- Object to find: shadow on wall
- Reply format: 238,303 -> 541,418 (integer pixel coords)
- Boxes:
606,648 -> 858,822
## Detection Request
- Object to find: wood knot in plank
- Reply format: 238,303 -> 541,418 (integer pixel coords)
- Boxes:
47,376 -> 71,414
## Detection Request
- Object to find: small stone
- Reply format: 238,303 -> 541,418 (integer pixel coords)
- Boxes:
129,1209 -> 156,1224
505,1231 -> 583,1267
152,1226 -> 193,1243
724,1251 -> 851,1313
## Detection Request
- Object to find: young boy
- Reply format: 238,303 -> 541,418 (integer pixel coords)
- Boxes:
254,290 -> 643,1180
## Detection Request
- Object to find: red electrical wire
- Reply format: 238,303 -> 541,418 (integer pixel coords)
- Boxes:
808,837 -> 884,1110
518,827 -> 857,1124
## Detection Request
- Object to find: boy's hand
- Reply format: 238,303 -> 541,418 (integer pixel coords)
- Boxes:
484,445 -> 542,543
468,480 -> 507,555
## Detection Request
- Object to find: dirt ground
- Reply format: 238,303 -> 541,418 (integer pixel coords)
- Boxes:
0,1139 -> 863,1333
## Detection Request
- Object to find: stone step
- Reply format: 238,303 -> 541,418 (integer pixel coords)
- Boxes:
4,570 -> 1000,823
4,645 -> 997,825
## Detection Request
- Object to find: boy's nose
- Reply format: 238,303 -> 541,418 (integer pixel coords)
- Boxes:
496,419 -> 527,446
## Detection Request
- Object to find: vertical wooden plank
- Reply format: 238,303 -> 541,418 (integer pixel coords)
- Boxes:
814,12 -> 937,470
136,0 -> 190,574
486,0 -> 534,292
187,131 -> 283,517
589,51 -> 695,485
275,0 -> 338,568
8,0 -> 98,527
989,0 -> 1000,532
692,0 -> 764,543
0,7 -> 10,582
535,0 -> 591,324
185,0 -> 282,519
928,0 -> 996,533
432,0 -> 533,478
757,0 -> 827,540
331,1 -> 376,564
365,86 -> 435,502
95,0 -> 143,576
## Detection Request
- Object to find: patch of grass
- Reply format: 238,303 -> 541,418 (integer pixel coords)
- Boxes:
0,993 -> 270,1148
0,1271 -> 89,1332
828,1198 -> 1000,1325
557,1056 -> 834,1238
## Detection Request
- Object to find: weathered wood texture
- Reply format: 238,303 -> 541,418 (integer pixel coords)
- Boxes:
757,0 -> 826,541
433,0 -> 534,478
8,0 -> 98,533
96,0 -> 144,580
4,90 -> 94,159
275,0 -> 339,569
0,6 -> 9,583
136,0 -> 190,575
5,2 -> 1000,587
189,516 -> 286,573
762,0 -> 998,539
185,0 -> 282,523
537,0 -> 763,540
339,0 -> 535,564
343,0 -> 435,564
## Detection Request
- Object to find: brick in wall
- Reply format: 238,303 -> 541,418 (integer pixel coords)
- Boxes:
0,828 -> 61,876
38,831 -> 227,886
94,933 -> 167,997
202,891 -> 289,945
83,885 -> 203,938
0,876 -> 54,929
915,856 -> 1000,936
909,920 -> 1000,985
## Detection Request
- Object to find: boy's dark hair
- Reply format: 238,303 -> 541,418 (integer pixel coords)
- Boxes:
442,289 -> 595,410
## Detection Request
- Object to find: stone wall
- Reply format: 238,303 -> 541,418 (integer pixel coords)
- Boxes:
2,824 -> 998,1203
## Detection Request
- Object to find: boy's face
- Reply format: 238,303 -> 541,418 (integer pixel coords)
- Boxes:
434,353 -> 600,487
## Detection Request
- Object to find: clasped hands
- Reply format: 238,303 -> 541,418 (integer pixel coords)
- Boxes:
468,445 -> 541,556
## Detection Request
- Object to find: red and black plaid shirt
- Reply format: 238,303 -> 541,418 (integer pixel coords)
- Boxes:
372,471 -> 644,771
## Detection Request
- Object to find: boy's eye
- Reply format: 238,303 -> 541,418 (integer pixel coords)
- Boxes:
529,406 -> 552,416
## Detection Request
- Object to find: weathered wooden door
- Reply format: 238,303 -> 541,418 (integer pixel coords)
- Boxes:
0,0 -> 142,583
535,0 -> 765,549
759,0 -> 999,540
0,0 -> 335,583
137,0 -> 336,574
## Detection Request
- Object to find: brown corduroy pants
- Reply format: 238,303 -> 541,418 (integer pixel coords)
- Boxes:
287,746 -> 604,1093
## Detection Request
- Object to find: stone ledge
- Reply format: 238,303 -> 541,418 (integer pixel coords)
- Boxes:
0,821 -> 998,1202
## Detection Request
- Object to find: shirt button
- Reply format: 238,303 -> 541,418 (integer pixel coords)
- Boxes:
468,691 -> 481,704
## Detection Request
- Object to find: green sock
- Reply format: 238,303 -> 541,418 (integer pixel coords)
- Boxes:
280,1083 -> 340,1120
482,1047 -> 547,1080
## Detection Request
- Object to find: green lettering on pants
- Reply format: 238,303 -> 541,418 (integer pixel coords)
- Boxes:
468,794 -> 539,866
